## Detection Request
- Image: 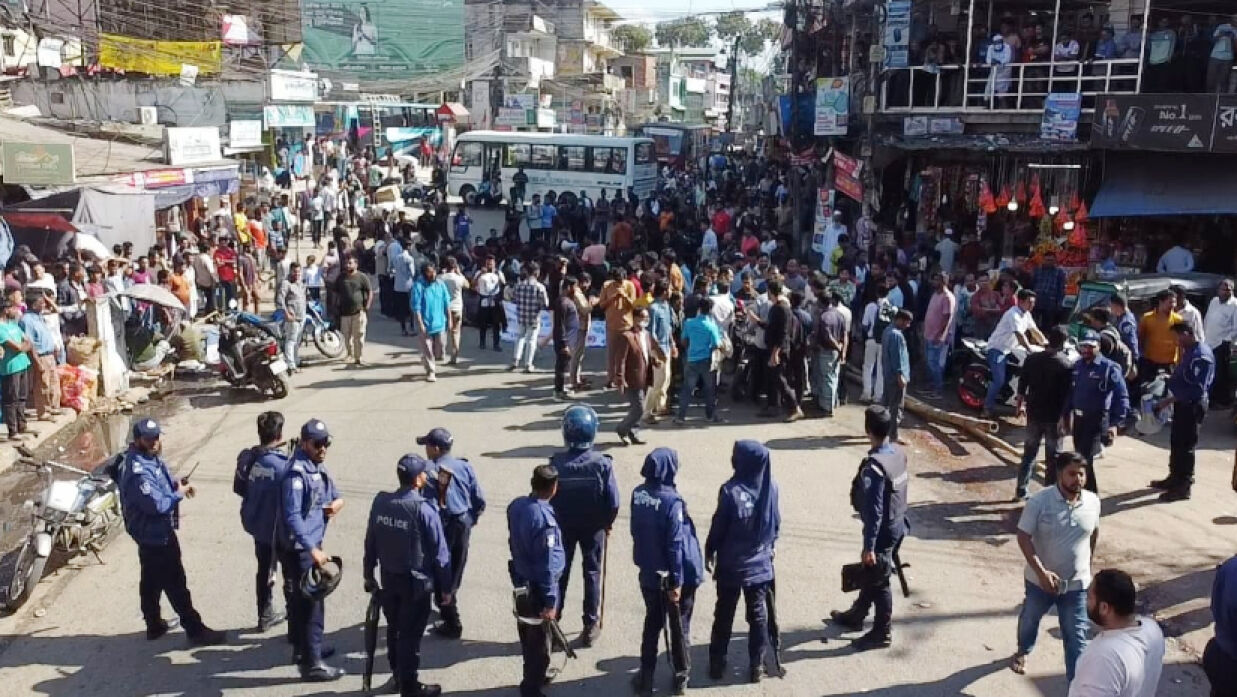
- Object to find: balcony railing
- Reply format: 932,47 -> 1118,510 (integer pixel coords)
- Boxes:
879,59 -> 1143,114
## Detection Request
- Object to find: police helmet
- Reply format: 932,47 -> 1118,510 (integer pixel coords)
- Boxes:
300,556 -> 344,601
561,405 -> 599,449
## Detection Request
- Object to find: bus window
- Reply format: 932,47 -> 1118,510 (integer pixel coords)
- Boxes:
591,147 -> 614,172
506,143 -> 531,167
453,141 -> 483,169
635,142 -> 654,165
531,144 -> 556,168
561,146 -> 587,171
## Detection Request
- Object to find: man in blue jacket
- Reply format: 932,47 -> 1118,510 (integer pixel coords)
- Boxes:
417,427 -> 486,639
1060,330 -> 1130,494
233,411 -> 290,633
549,405 -> 620,647
508,465 -> 566,697
363,454 -> 452,697
631,448 -> 704,696
1150,322 -> 1215,502
705,440 -> 780,683
411,262 -> 450,382
117,418 -> 225,646
280,418 -> 345,681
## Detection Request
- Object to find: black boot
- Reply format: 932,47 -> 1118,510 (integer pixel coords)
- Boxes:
186,626 -> 227,647
404,682 -> 442,697
852,629 -> 892,651
145,617 -> 179,640
580,623 -> 601,648
749,664 -> 765,683
708,657 -> 726,680
630,670 -> 653,696
374,675 -> 401,694
829,608 -> 865,631
258,608 -> 286,632
1158,485 -> 1192,502
672,673 -> 688,695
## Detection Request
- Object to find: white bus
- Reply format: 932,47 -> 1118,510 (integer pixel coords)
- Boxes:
446,131 -> 657,206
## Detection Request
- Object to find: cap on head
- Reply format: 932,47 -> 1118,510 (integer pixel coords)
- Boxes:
397,453 -> 430,477
301,418 -> 331,442
415,427 -> 454,449
1078,330 -> 1101,348
133,418 -> 161,440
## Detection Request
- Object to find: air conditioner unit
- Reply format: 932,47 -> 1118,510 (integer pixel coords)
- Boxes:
138,106 -> 157,125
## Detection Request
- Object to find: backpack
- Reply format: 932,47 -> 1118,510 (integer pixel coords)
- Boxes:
872,299 -> 897,344
783,305 -> 804,353
1100,326 -> 1137,381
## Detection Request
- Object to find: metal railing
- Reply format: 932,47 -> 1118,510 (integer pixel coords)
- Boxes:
879,59 -> 1142,114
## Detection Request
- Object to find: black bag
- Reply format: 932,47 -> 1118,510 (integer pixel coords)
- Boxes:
841,562 -> 884,593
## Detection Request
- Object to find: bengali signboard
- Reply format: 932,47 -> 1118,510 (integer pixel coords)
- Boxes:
229,120 -> 264,149
1092,94 -> 1217,152
813,76 -> 850,136
1041,92 -> 1082,141
301,0 -> 464,77
264,104 -> 316,129
1215,95 -> 1237,154
883,0 -> 911,69
165,127 -> 222,167
269,69 -> 319,102
833,151 -> 863,203
1,142 -> 74,185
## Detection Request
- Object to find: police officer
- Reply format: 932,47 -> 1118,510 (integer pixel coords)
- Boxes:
1151,322 -> 1215,502
417,427 -> 486,639
705,440 -> 780,683
280,418 -> 345,681
1060,330 -> 1129,493
363,454 -> 451,697
548,405 -> 620,647
507,465 -> 567,697
232,411 -> 289,632
829,406 -> 909,650
116,418 -> 225,646
630,448 -> 704,696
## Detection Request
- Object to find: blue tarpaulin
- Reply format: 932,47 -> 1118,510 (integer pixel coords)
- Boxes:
1090,155 -> 1237,217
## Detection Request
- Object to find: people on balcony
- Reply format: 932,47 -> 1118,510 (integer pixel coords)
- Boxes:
1119,15 -> 1144,59
1052,28 -> 1082,92
1208,16 -> 1236,94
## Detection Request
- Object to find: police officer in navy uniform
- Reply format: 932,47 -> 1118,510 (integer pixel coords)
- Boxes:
548,405 -> 620,647
417,427 -> 486,639
829,406 -> 909,650
1151,322 -> 1216,502
280,418 -> 345,681
705,440 -> 780,683
232,411 -> 290,632
508,465 -> 567,697
1060,330 -> 1129,493
363,454 -> 451,697
630,447 -> 704,696
116,418 -> 225,646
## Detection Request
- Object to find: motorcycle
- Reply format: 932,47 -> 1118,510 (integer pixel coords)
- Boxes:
956,337 -> 1078,411
1,447 -> 123,611
212,307 -> 293,400
235,299 -> 345,360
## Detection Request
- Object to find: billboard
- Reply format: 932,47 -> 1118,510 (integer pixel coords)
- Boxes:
813,76 -> 849,136
301,0 -> 464,77
1,143 -> 75,186
165,127 -> 222,166
1093,94 -> 1217,152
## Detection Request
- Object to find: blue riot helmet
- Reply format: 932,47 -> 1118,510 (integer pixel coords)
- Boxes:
301,556 -> 344,600
561,405 -> 599,450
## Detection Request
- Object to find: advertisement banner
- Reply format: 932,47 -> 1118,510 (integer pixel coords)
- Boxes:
903,116 -> 928,136
812,188 -> 835,252
495,108 -> 528,127
813,76 -> 850,136
1041,92 -> 1082,141
264,104 -> 316,129
500,302 -> 607,347
222,15 -> 261,45
269,70 -> 320,102
229,120 -> 264,149
883,0 -> 911,69
129,168 -> 191,189
1,142 -> 74,185
98,33 -> 221,76
165,127 -> 222,167
1092,93 -> 1217,152
504,94 -> 536,110
833,151 -> 864,203
1214,95 -> 1237,154
301,0 -> 464,77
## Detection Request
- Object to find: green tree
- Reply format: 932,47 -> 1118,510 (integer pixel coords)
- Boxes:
655,17 -> 712,48
716,13 -> 781,55
612,23 -> 653,52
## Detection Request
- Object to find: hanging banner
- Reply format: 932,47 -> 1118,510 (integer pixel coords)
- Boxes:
1092,93 -> 1217,152
229,120 -> 264,149
36,38 -> 63,68
1041,92 -> 1082,141
883,0 -> 911,69
833,151 -> 864,203
813,76 -> 850,136
165,127 -> 222,166
812,188 -> 835,251
269,69 -> 320,102
1213,95 -> 1237,154
264,104 -> 316,129
98,33 -> 222,76
1,142 -> 75,185
301,0 -> 464,77
222,15 -> 262,46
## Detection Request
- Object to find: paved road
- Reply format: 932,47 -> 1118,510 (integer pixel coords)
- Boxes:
0,306 -> 1231,697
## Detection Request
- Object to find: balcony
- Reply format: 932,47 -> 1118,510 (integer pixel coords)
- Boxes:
879,59 -> 1142,114
506,56 -> 556,82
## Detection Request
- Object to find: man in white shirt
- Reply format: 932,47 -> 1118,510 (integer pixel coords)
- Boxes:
817,211 -> 847,275
984,289 -> 1041,417
473,256 -> 504,350
1204,278 -> 1237,407
438,256 -> 469,365
1156,244 -> 1195,273
1054,29 -> 1082,77
1068,569 -> 1164,697
1171,284 -> 1205,343
700,220 -> 719,262
388,236 -> 416,335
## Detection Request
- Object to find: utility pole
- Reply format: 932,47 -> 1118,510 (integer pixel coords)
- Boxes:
725,33 -> 740,141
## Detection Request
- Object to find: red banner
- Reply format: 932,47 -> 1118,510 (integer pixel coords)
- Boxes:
833,151 -> 864,203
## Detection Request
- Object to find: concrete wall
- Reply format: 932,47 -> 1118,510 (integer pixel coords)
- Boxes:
11,78 -> 268,127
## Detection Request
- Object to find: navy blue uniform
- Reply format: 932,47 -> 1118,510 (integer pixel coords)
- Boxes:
234,445 -> 291,621
1167,341 -> 1215,485
363,487 -> 451,691
508,495 -> 566,697
1063,354 -> 1129,492
424,454 -> 486,631
705,441 -> 780,672
547,447 -> 620,628
631,448 -> 704,683
279,448 -> 341,667
117,447 -> 207,634
847,444 -> 909,637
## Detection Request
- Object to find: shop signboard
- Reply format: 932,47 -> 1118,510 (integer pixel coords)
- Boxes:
1214,95 -> 1237,154
929,117 -> 964,134
495,108 -> 528,127
833,151 -> 863,203
1,142 -> 74,185
813,76 -> 850,136
129,168 -> 191,189
903,116 -> 928,136
269,69 -> 319,102
264,104 -> 315,129
1092,94 -> 1216,152
165,127 -> 222,166
1041,92 -> 1081,141
301,0 -> 464,77
883,0 -> 911,69
228,120 -> 264,149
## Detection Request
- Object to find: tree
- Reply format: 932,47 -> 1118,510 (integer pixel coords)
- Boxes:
612,24 -> 653,52
716,12 -> 781,56
655,17 -> 712,48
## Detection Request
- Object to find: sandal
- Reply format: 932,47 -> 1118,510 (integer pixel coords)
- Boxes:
1009,653 -> 1027,675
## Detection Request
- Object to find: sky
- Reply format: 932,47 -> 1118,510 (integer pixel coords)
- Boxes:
601,0 -> 779,25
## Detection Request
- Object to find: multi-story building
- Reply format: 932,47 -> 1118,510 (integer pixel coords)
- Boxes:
646,47 -> 734,130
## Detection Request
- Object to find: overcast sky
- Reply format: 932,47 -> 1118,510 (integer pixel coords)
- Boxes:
604,0 -> 777,25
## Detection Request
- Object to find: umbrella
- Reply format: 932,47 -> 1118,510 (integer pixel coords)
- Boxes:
119,284 -> 184,311
73,232 -> 112,261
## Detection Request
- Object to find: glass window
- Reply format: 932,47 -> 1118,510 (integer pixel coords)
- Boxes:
634,143 -> 653,165
531,144 -> 557,168
591,147 -> 613,172
454,141 -> 483,168
505,143 -> 531,167
561,146 -> 587,171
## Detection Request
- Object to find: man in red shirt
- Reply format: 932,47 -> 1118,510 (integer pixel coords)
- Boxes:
711,204 -> 732,239
212,239 -> 239,309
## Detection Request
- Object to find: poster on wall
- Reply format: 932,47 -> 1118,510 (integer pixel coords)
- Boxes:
883,0 -> 911,69
301,0 -> 464,76
1041,92 -> 1081,141
813,76 -> 850,136
833,151 -> 864,203
812,188 -> 835,251
1092,93 -> 1217,151
1,142 -> 74,185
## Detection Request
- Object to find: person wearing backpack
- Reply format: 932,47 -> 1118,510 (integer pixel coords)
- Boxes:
861,283 -> 895,403
763,279 -> 805,422
1086,309 -> 1137,382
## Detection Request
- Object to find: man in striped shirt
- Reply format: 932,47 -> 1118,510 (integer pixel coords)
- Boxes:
510,261 -> 548,373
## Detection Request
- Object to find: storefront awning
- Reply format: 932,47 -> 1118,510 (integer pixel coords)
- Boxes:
1090,155 -> 1237,218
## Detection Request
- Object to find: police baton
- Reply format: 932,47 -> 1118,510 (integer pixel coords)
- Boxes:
179,460 -> 200,486
599,528 -> 610,629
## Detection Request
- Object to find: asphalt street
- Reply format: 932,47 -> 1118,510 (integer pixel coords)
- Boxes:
0,304 -> 1232,697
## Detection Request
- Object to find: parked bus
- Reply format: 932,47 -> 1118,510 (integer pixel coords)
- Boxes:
446,131 -> 657,205
635,123 -> 712,169
315,100 -> 441,159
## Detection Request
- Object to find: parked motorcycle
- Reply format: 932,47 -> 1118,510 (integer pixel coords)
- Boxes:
956,337 -> 1078,411
213,308 -> 292,400
235,299 -> 345,360
1,447 -> 123,611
